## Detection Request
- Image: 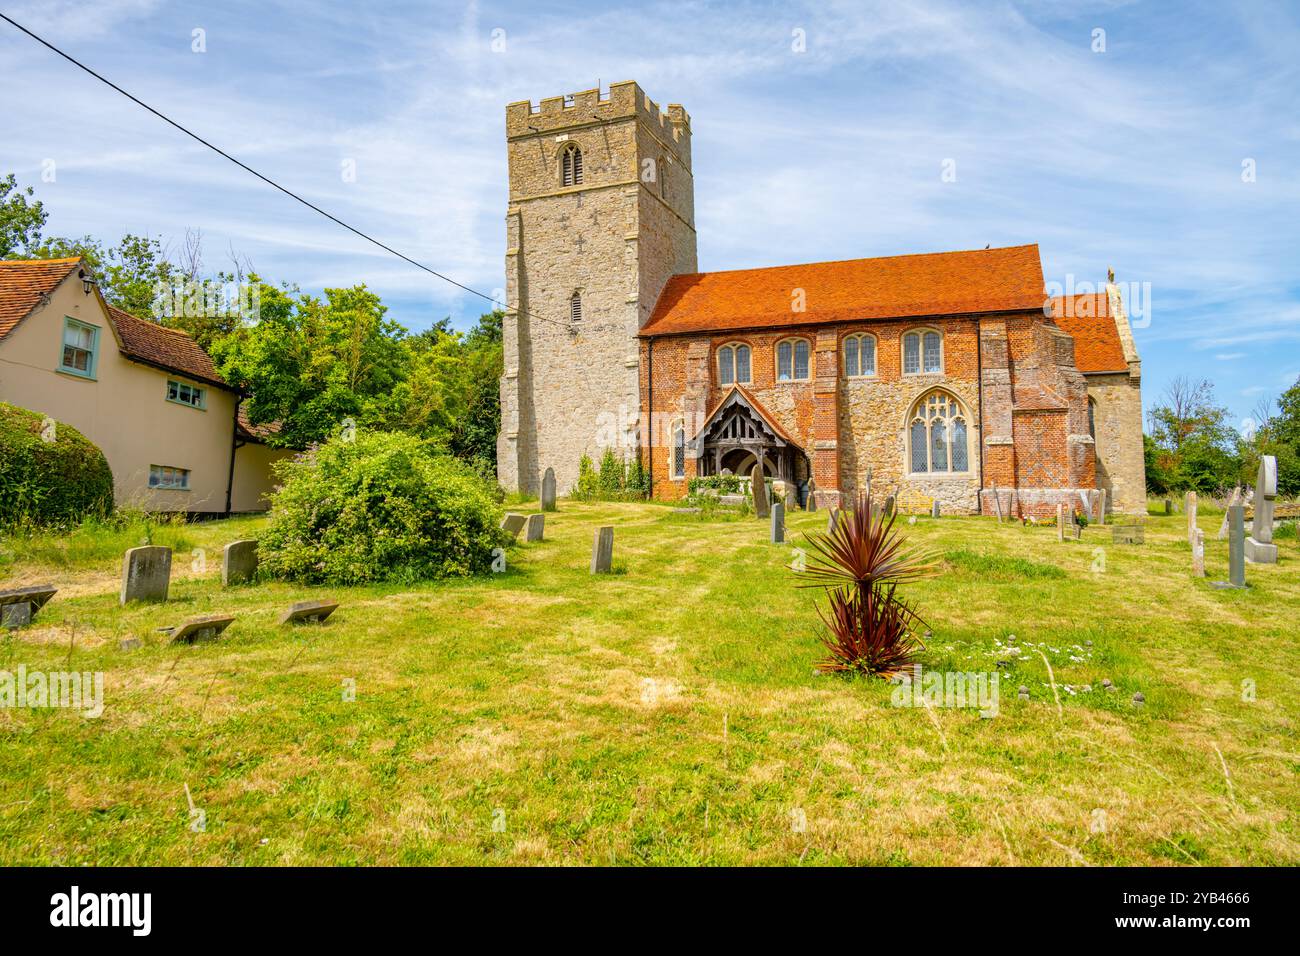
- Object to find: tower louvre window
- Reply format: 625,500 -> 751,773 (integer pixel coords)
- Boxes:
569,292 -> 583,323
562,144 -> 583,186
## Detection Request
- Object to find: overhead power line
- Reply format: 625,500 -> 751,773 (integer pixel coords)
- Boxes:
0,12 -> 556,327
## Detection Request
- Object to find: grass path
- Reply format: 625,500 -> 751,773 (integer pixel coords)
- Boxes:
0,503 -> 1296,865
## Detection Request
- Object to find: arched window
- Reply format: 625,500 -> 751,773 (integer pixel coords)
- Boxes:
717,343 -> 751,386
672,423 -> 686,479
843,333 -> 876,377
776,337 -> 811,381
569,291 -> 583,323
902,329 -> 943,375
907,391 -> 969,474
561,143 -> 583,186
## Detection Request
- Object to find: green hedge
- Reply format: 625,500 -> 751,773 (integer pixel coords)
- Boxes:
0,402 -> 114,528
258,429 -> 504,585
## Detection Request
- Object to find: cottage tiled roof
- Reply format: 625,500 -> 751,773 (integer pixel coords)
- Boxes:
105,305 -> 232,390
236,406 -> 283,444
0,257 -> 81,340
641,244 -> 1046,337
1049,294 -> 1129,373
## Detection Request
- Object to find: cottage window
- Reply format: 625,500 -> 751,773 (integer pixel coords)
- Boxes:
776,338 -> 810,381
717,343 -> 751,386
59,318 -> 99,378
843,333 -> 876,377
149,465 -> 191,490
907,391 -> 969,474
167,380 -> 206,409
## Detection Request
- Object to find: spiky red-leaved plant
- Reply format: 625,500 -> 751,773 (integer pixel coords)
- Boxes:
797,492 -> 937,678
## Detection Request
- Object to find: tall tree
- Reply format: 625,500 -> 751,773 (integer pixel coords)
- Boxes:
0,173 -> 48,258
1146,377 -> 1240,493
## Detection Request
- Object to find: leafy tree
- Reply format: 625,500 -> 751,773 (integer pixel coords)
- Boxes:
1145,377 -> 1240,493
0,174 -> 48,258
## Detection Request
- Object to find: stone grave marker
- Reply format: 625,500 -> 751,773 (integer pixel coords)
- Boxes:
1112,524 -> 1144,545
1218,487 -> 1241,540
222,540 -> 259,586
165,614 -> 236,645
750,464 -> 769,519
883,495 -> 896,518
1096,489 -> 1107,525
1185,491 -> 1198,547
806,479 -> 818,512
1245,455 -> 1278,564
0,585 -> 57,628
120,546 -> 172,605
931,500 -> 941,518
524,513 -> 545,542
118,637 -> 142,651
541,467 -> 557,512
500,512 -> 527,542
1056,503 -> 1065,543
826,507 -> 839,534
279,600 -> 340,625
590,526 -> 614,573
1192,529 -> 1205,577
1164,498 -> 1173,515
718,494 -> 745,506
1211,505 -> 1246,589
771,501 -> 785,544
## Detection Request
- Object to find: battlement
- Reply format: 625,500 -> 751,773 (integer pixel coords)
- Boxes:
506,81 -> 690,146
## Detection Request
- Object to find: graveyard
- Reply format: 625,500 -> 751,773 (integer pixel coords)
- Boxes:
0,497 -> 1296,866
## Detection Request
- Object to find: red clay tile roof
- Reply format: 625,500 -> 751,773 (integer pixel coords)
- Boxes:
0,257 -> 81,340
105,305 -> 233,390
642,244 -> 1046,337
236,406 -> 283,444
1013,383 -> 1068,412
1049,294 -> 1129,373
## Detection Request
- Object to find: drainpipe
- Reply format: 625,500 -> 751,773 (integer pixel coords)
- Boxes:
975,319 -> 984,516
225,395 -> 242,516
646,338 -> 654,499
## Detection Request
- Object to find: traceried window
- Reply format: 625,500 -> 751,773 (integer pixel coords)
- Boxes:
717,343 -> 751,386
569,291 -> 583,323
776,338 -> 810,382
843,333 -> 876,377
60,318 -> 99,378
672,423 -> 686,479
561,143 -> 583,186
907,391 -> 969,474
903,329 -> 943,375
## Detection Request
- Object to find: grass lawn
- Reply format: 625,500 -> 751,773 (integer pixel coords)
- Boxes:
0,502 -> 1296,866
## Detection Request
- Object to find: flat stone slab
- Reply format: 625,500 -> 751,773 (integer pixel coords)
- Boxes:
165,614 -> 236,645
1111,525 -> 1144,545
0,585 -> 56,627
279,600 -> 339,625
121,545 -> 172,605
222,540 -> 259,586
1245,539 -> 1278,564
500,513 -> 527,541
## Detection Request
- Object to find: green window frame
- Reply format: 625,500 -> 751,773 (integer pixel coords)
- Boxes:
167,379 -> 206,409
149,465 -> 191,490
59,318 -> 99,379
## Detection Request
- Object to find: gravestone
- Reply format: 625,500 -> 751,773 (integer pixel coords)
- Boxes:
1192,529 -> 1205,577
805,479 -> 818,512
826,507 -> 839,534
1211,505 -> 1246,589
500,513 -> 527,542
590,526 -> 614,574
541,467 -> 557,512
750,464 -> 769,519
931,500 -> 941,519
1245,455 -> 1278,564
166,614 -> 236,645
222,540 -> 259,586
1218,488 -> 1241,540
279,600 -> 339,625
0,585 -> 57,628
770,501 -> 785,544
1164,498 -> 1173,515
718,494 -> 745,506
1185,491 -> 1198,548
883,495 -> 896,518
771,480 -> 788,512
525,513 -> 545,542
120,546 -> 172,605
1112,524 -> 1144,545
1097,489 -> 1107,525
1056,503 -> 1065,543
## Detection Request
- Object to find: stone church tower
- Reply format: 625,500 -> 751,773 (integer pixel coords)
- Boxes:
498,82 -> 697,494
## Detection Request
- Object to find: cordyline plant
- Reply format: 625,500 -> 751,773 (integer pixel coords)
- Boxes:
797,492 -> 938,678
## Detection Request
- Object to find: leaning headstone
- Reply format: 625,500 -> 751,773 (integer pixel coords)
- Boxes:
0,585 -> 57,628
541,467 -> 557,512
279,600 -> 339,625
590,526 -> 614,574
166,614 -> 236,645
805,479 -> 818,512
1245,455 -> 1278,564
750,464 -> 769,519
882,495 -> 896,518
826,507 -> 839,534
770,501 -> 785,544
500,512 -> 527,542
222,540 -> 259,586
1056,503 -> 1065,543
1164,498 -> 1173,515
524,513 -> 545,542
1218,487 -> 1241,540
1192,529 -> 1205,577
120,546 -> 171,605
1185,491 -> 1198,548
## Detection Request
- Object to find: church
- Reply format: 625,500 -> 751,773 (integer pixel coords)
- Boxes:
497,82 -> 1144,517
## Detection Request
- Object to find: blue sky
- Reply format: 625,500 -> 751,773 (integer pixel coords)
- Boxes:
2,0 -> 1297,425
